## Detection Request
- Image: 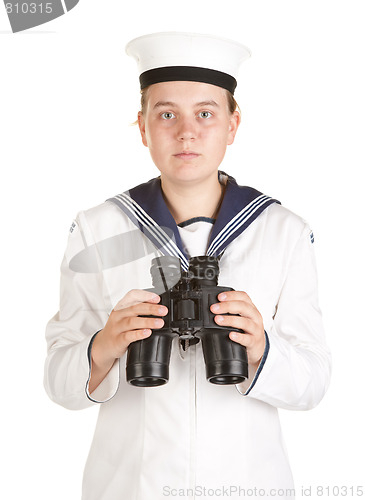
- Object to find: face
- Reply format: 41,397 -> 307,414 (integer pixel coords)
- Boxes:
138,81 -> 240,187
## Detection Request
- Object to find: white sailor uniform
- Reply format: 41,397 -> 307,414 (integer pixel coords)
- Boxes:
44,172 -> 331,500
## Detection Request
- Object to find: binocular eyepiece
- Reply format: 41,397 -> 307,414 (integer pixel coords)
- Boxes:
126,255 -> 248,387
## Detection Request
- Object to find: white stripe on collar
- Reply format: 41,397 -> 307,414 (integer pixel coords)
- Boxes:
111,192 -> 190,270
207,194 -> 272,256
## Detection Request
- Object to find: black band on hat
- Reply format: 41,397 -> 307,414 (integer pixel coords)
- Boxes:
139,66 -> 237,94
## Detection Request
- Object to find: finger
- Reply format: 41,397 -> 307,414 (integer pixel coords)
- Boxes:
216,290 -> 253,305
210,300 -> 258,320
229,330 -> 254,348
122,328 -> 153,347
114,289 -> 160,311
229,331 -> 266,365
214,314 -> 256,334
117,315 -> 165,333
113,302 -> 168,321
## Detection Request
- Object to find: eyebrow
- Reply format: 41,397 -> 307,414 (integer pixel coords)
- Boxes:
196,100 -> 220,108
153,101 -> 176,109
153,100 -> 220,109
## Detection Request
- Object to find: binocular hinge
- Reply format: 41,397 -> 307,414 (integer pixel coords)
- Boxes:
178,338 -> 190,360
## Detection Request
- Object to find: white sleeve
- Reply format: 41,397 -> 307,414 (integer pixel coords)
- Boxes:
43,212 -> 120,410
236,224 -> 331,410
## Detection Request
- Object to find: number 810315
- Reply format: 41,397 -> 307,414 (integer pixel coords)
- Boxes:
5,3 -> 53,14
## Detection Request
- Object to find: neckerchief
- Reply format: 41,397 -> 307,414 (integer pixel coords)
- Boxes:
107,172 -> 280,271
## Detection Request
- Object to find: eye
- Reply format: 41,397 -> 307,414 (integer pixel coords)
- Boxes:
161,112 -> 175,120
198,111 -> 213,119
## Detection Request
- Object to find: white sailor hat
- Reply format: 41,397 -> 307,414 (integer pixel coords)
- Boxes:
125,32 -> 251,95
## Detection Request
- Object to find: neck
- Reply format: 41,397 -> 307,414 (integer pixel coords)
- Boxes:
161,173 -> 224,225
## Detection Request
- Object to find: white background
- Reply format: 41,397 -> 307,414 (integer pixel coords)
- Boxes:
1,1 -> 364,498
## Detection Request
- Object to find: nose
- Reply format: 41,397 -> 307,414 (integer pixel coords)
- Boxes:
176,116 -> 197,142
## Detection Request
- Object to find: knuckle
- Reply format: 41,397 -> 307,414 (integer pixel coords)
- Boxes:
121,316 -> 136,331
126,328 -> 152,345
124,326 -> 142,341
113,301 -> 123,312
106,316 -> 120,334
230,331 -> 244,345
237,332 -> 250,347
240,291 -> 251,303
126,289 -> 143,304
122,330 -> 136,346
116,289 -> 146,310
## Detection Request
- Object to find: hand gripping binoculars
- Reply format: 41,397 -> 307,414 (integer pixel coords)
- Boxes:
126,255 -> 248,387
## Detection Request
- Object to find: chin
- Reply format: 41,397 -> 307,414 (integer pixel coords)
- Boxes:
163,165 -> 219,185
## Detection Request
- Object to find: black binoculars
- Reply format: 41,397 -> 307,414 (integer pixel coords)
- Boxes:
126,255 -> 248,387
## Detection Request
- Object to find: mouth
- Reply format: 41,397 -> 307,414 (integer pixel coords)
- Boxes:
173,151 -> 200,160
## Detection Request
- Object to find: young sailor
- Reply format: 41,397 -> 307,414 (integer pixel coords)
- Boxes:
44,32 -> 331,500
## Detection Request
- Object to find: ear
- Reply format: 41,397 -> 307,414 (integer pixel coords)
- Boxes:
137,111 -> 148,147
227,110 -> 241,146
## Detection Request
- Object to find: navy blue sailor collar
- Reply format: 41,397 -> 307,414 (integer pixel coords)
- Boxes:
107,172 -> 280,271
